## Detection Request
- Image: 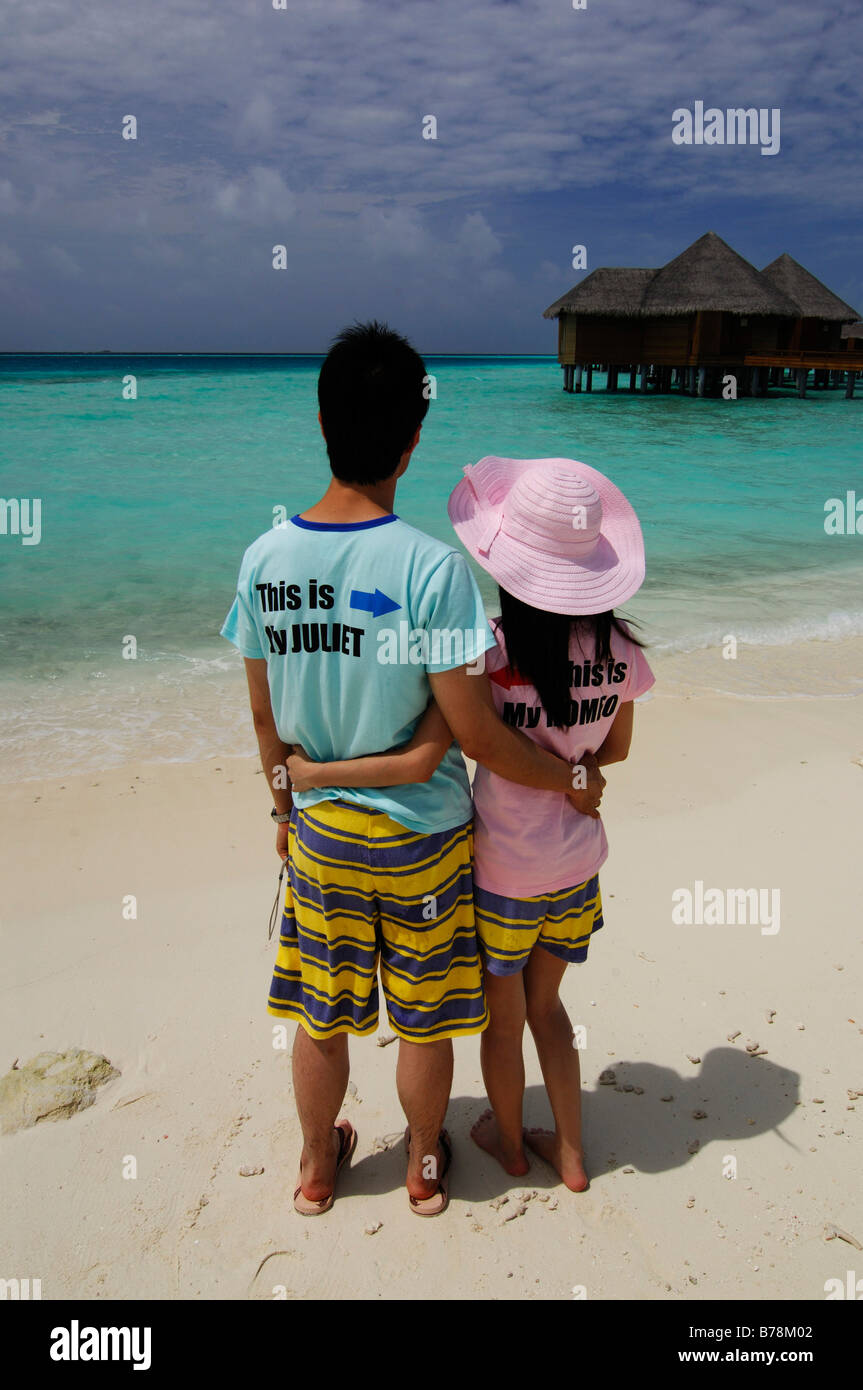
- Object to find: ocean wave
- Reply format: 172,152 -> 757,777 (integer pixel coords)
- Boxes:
646,609 -> 863,655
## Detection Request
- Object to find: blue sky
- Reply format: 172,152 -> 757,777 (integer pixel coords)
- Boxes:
0,0 -> 860,352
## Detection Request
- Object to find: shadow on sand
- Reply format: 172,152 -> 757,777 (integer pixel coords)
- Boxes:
335,1046 -> 800,1203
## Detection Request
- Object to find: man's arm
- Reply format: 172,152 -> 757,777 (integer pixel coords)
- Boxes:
244,658 -> 293,859
428,663 -> 575,794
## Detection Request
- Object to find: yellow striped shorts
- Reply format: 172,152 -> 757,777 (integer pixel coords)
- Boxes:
268,800 -> 488,1042
473,875 -> 603,976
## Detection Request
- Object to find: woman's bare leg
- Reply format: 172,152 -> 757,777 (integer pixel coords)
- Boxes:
470,968 -> 530,1176
522,947 -> 589,1191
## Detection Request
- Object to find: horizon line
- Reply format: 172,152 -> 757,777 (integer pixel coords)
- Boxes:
0,350 -> 557,358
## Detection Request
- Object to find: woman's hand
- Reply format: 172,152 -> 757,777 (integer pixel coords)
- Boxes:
286,744 -> 323,794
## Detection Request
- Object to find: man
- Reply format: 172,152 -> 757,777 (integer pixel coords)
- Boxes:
221,321 -> 594,1216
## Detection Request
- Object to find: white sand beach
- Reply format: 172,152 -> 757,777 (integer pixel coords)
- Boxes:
1,643 -> 861,1301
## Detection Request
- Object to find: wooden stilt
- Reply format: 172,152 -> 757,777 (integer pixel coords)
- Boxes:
639,364 -> 648,393
697,367 -> 706,397
686,366 -> 696,395
845,371 -> 856,399
629,366 -> 637,391
796,368 -> 808,398
574,365 -> 583,393
751,367 -> 760,396
586,364 -> 593,392
607,365 -> 618,392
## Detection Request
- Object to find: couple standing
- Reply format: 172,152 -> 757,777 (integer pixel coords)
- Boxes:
221,321 -> 653,1216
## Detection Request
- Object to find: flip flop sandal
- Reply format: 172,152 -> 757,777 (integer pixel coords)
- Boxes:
404,1127 -> 452,1217
293,1119 -> 357,1216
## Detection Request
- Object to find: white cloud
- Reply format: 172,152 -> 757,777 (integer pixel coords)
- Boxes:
236,92 -> 276,146
0,243 -> 22,272
455,212 -> 502,263
45,246 -> 82,277
0,0 -> 859,347
0,179 -> 19,213
357,204 -> 434,259
213,165 -> 296,220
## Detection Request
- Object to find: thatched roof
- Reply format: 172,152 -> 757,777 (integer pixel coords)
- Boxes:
543,232 -> 802,320
840,320 -> 863,339
543,267 -> 656,320
640,232 -> 799,317
761,253 -> 859,321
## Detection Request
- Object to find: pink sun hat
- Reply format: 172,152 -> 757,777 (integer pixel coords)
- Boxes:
447,456 -> 646,616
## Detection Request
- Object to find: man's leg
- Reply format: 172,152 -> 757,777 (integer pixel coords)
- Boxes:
292,1024 -> 351,1200
396,1038 -> 453,1200
268,803 -> 382,1202
376,815 -> 487,1201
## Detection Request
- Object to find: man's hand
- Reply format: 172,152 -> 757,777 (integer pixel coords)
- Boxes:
567,751 -> 606,819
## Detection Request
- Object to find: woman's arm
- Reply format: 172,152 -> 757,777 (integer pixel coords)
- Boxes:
567,702 -> 634,819
594,701 -> 634,766
287,701 -> 453,792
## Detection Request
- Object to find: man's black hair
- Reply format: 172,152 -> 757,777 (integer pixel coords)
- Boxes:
317,320 -> 430,485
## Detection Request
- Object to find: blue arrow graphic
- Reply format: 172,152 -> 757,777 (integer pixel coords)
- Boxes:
349,587 -> 401,618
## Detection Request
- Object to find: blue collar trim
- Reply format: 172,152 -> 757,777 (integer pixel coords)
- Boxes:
290,513 -> 398,532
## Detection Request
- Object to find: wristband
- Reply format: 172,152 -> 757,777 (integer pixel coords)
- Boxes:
271,807 -> 292,824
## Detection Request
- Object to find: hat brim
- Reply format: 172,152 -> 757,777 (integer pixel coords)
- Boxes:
447,455 -> 646,616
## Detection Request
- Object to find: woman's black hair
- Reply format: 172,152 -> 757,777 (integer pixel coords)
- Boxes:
496,586 -> 646,728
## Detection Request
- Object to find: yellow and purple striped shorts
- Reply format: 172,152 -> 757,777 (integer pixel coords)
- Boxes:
474,874 -> 603,976
268,800 -> 488,1041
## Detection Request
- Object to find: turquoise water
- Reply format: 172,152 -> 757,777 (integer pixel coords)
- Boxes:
1,354 -> 862,777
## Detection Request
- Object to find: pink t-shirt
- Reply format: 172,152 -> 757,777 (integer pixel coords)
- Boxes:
471,619 -> 655,897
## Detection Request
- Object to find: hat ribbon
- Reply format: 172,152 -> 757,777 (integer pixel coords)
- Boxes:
463,464 -> 504,557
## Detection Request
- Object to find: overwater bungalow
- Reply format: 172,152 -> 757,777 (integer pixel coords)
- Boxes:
761,253 -> 858,354
545,231 -> 862,398
842,320 -> 863,349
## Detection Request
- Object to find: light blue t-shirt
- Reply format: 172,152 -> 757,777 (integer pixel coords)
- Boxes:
221,512 -> 496,833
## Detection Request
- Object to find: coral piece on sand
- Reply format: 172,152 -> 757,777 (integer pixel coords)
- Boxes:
0,1048 -> 120,1134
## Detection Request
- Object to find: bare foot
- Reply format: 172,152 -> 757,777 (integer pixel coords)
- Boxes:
299,1125 -> 343,1202
470,1108 -> 530,1176
524,1127 -> 589,1192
